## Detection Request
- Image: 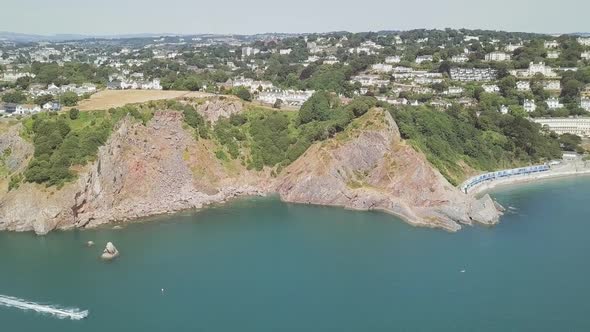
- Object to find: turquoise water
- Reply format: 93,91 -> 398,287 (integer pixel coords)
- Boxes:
1,177 -> 590,331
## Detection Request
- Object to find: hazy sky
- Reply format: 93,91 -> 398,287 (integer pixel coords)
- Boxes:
2,0 -> 589,35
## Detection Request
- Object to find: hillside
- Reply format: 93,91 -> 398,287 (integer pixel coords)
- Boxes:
0,96 -> 501,234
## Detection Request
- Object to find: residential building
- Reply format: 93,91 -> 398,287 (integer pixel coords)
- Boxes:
279,49 -> 292,55
349,47 -> 375,55
532,117 -> 590,137
482,84 -> 500,93
323,56 -> 339,65
451,54 -> 469,63
581,98 -> 590,111
511,62 -> 557,78
517,81 -> 531,91
231,77 -> 274,92
241,47 -> 260,58
385,56 -> 401,64
485,51 -> 511,62
582,51 -> 590,60
371,63 -> 393,73
257,90 -> 314,107
500,105 -> 509,114
546,97 -> 563,109
415,55 -> 434,64
544,40 -> 559,48
543,80 -> 561,91
523,99 -> 537,113
350,75 -> 389,87
444,86 -> 464,95
450,68 -> 497,81
505,43 -> 523,52
577,37 -> 590,46
547,51 -> 560,59
42,102 -> 61,112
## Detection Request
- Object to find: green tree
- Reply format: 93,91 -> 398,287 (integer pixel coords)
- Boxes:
69,108 -> 80,120
61,92 -> 79,107
35,94 -> 54,106
234,87 -> 252,101
1,90 -> 27,104
298,91 -> 332,124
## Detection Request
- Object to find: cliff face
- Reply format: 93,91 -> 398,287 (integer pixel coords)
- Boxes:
0,104 -> 500,234
275,109 -> 500,231
0,111 -> 269,234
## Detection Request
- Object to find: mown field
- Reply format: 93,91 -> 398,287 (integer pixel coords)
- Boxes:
76,90 -> 214,111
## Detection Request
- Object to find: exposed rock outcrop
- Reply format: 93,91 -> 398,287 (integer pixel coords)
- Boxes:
275,109 -> 501,231
196,97 -> 243,123
0,123 -> 33,173
101,242 -> 119,260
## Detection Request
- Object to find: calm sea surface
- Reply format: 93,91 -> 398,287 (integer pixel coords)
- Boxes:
1,177 -> 590,331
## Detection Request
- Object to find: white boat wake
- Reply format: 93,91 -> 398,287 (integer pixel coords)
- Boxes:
0,294 -> 88,320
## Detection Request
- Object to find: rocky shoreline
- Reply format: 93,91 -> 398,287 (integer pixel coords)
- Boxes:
0,102 -> 502,234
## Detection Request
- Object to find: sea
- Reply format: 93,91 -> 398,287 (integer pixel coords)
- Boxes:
1,176 -> 590,331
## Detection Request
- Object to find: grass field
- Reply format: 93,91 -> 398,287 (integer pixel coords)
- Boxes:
76,90 -> 215,111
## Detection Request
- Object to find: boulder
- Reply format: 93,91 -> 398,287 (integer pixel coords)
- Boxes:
100,242 -> 120,260
87,241 -> 95,247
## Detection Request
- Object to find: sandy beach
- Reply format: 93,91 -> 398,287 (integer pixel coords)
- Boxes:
464,159 -> 590,196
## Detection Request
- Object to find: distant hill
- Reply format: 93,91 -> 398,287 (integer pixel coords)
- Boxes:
0,31 -> 181,42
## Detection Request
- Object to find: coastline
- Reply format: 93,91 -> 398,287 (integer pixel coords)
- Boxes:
466,161 -> 590,197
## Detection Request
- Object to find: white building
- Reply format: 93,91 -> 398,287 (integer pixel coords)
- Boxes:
500,105 -> 509,114
1,72 -> 35,82
546,97 -> 564,109
524,99 -> 537,113
257,90 -> 314,107
581,98 -> 590,111
323,56 -> 339,65
533,117 -> 590,137
349,47 -> 375,55
582,51 -> 590,60
241,47 -> 260,57
450,68 -> 497,82
232,77 -> 274,92
547,51 -> 560,59
415,55 -> 434,64
385,56 -> 401,64
279,49 -> 292,55
517,81 -> 531,91
544,40 -> 559,49
577,38 -> 590,46
505,43 -> 523,52
529,62 -> 556,77
451,54 -> 469,63
444,86 -> 464,95
544,80 -> 561,91
485,51 -> 511,62
350,75 -> 389,87
511,62 -> 557,78
371,63 -> 393,73
482,84 -> 500,93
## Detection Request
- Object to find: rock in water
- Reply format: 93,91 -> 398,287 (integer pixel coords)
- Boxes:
87,241 -> 95,247
101,242 -> 120,260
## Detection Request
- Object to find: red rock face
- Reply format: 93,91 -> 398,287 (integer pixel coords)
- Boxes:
276,109 -> 500,231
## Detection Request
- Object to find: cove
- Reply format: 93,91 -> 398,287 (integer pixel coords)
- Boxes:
1,176 -> 590,331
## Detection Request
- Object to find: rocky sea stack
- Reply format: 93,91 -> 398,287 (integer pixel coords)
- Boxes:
101,242 -> 120,260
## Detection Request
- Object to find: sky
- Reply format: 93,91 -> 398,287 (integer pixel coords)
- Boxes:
2,0 -> 589,36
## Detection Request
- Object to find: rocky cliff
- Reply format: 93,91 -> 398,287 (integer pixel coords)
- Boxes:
276,109 -> 499,231
0,102 -> 500,234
